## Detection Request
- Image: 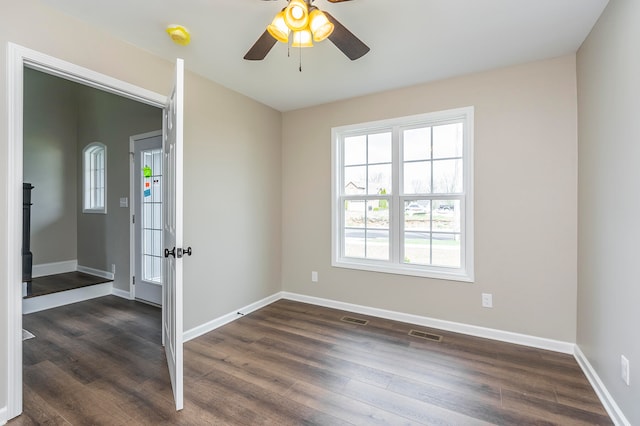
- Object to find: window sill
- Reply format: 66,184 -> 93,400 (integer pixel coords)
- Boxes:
332,258 -> 474,283
82,208 -> 107,214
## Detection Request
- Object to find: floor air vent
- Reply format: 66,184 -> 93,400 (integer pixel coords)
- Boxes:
409,329 -> 442,342
340,316 -> 369,326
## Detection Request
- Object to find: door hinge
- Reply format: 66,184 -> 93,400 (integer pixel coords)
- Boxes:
132,214 -> 135,224
132,276 -> 135,285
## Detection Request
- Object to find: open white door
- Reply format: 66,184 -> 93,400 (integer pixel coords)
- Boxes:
163,58 -> 186,411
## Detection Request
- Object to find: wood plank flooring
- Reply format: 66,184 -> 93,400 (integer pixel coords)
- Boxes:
12,296 -> 612,425
24,272 -> 111,298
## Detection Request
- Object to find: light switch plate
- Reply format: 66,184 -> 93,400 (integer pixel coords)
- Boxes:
119,197 -> 128,208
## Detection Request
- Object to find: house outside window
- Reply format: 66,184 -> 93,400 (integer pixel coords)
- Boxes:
332,107 -> 474,282
82,142 -> 107,214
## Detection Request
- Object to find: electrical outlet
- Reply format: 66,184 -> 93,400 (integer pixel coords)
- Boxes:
311,271 -> 318,283
481,293 -> 493,308
621,355 -> 630,386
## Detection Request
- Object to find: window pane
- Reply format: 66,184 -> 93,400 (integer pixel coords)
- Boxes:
433,159 -> 462,193
344,165 -> 366,195
403,127 -> 431,161
404,161 -> 431,194
366,229 -> 389,260
432,233 -> 461,268
153,150 -> 162,175
367,200 -> 389,229
144,255 -> 153,280
151,176 -> 163,202
143,229 -> 152,256
151,256 -> 162,283
404,200 -> 430,231
83,144 -> 106,211
344,229 -> 365,258
368,132 -> 392,164
152,229 -> 162,256
404,232 -> 430,265
433,200 -> 460,232
344,135 -> 366,165
144,203 -> 152,227
433,123 -> 463,159
368,164 -> 392,195
153,203 -> 162,229
344,200 -> 365,228
96,188 -> 105,208
369,200 -> 389,259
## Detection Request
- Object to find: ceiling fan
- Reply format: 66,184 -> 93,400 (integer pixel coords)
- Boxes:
244,0 -> 370,61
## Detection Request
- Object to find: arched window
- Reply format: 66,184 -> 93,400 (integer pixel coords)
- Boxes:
82,142 -> 107,213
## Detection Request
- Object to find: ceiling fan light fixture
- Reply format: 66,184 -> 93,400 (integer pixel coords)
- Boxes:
291,29 -> 313,48
309,8 -> 334,42
267,10 -> 289,43
284,0 -> 309,31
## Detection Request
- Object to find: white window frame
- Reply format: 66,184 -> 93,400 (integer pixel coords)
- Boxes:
82,142 -> 107,214
331,107 -> 474,282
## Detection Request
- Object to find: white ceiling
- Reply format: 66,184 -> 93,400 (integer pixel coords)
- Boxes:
39,0 -> 608,112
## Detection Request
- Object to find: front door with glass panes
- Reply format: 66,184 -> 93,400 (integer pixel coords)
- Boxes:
134,131 -> 163,305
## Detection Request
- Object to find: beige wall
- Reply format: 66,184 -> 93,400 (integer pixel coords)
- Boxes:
0,0 -> 281,415
282,55 -> 578,342
577,0 -> 639,423
23,68 -> 79,265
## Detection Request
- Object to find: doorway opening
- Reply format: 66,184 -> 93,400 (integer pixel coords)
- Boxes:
5,42 -> 170,420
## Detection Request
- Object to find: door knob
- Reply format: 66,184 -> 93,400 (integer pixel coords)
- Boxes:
176,247 -> 192,259
164,247 -> 176,258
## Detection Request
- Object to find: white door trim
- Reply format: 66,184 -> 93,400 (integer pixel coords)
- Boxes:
129,130 -> 163,301
5,42 -> 166,421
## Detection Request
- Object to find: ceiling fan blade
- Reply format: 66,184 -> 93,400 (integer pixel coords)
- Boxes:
324,12 -> 370,60
244,30 -> 277,60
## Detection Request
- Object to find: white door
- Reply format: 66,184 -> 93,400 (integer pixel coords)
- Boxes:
134,131 -> 163,306
163,58 -> 186,411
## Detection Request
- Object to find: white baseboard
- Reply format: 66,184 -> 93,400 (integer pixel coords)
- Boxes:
0,405 -> 7,425
183,292 -> 283,342
111,287 -> 133,300
77,265 -> 114,281
281,292 -> 576,354
32,260 -> 77,278
574,346 -> 630,426
23,282 -> 113,314
183,290 -> 574,354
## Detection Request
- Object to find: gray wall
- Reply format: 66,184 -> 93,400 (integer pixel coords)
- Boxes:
23,68 -> 78,265
577,0 -> 639,423
75,85 -> 162,290
282,55 -> 579,343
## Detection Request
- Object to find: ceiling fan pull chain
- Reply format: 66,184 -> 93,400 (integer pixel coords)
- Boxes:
299,44 -> 303,72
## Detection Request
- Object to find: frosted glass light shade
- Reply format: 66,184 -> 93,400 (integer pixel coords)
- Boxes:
309,8 -> 334,42
267,11 -> 289,43
292,29 -> 313,47
284,0 -> 309,31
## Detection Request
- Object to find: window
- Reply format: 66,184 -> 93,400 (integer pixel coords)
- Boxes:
332,107 -> 474,282
83,142 -> 107,213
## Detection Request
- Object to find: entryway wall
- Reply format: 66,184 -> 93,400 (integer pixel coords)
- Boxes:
23,68 -> 162,291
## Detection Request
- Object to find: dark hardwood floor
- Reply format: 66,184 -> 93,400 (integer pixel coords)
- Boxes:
13,296 -> 612,425
24,272 -> 111,298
